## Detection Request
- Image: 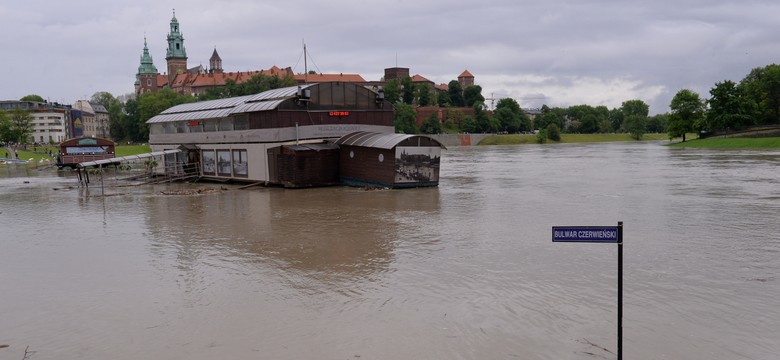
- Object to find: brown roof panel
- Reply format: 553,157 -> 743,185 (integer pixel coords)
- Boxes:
411,74 -> 434,83
336,131 -> 445,150
293,73 -> 366,83
458,69 -> 474,78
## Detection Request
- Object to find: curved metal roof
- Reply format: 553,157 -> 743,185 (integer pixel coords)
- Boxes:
245,84 -> 313,102
147,85 -> 317,124
161,95 -> 255,114
230,99 -> 287,114
147,108 -> 234,123
336,131 -> 446,150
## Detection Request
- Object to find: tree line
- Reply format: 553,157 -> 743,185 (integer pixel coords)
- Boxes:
668,63 -> 780,141
4,63 -> 778,147
398,63 -> 780,141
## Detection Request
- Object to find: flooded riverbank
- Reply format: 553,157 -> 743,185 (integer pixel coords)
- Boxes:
1,142 -> 778,359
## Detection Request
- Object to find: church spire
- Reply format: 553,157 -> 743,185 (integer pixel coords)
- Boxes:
137,36 -> 158,75
135,35 -> 159,94
166,9 -> 187,59
209,47 -> 223,73
165,9 -> 188,87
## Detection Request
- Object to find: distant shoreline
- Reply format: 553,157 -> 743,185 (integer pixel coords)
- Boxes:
478,133 -> 672,145
667,137 -> 780,150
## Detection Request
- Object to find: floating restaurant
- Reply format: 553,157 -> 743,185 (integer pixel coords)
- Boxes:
57,136 -> 116,168
145,82 -> 446,188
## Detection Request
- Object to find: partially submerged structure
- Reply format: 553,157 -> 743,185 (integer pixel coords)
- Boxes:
144,82 -> 445,188
336,131 -> 445,188
58,136 -> 116,168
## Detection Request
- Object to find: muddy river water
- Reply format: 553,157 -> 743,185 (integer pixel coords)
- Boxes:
1,141 -> 779,359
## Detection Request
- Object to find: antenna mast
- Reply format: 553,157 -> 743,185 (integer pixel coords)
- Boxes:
303,40 -> 308,84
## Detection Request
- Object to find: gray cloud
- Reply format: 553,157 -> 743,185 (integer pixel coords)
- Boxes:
1,0 -> 778,114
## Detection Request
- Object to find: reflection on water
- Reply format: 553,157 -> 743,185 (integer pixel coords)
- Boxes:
1,143 -> 779,360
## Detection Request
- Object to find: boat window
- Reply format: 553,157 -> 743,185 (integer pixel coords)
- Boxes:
234,116 -> 248,130
232,149 -> 248,177
217,150 -> 231,176
218,118 -> 233,131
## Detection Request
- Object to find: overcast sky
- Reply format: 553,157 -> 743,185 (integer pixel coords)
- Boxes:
2,0 -> 778,114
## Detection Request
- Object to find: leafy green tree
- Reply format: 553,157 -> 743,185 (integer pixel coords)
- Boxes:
580,114 -> 599,134
740,64 -> 780,124
535,107 -> 565,132
621,99 -> 649,118
646,114 -> 669,133
91,91 -> 124,140
20,94 -> 45,102
9,109 -> 34,144
496,97 -> 522,114
546,123 -> 561,141
198,74 -> 295,100
393,103 -> 418,134
608,107 -> 624,132
436,89 -> 449,107
619,99 -> 649,138
668,89 -> 705,142
706,80 -> 756,131
383,79 -> 401,104
442,108 -> 466,128
401,76 -> 415,104
447,80 -> 464,107
136,88 -> 196,141
420,111 -> 441,134
625,114 -> 647,140
598,118 -> 613,133
415,83 -> 432,107
494,107 -> 519,133
0,110 -> 14,158
494,98 -> 531,132
463,85 -> 485,107
563,105 -> 606,134
122,98 -> 143,142
536,129 -> 547,143
472,103 -> 497,133
460,116 -> 477,133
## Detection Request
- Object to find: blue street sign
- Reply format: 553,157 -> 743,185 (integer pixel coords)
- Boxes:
552,226 -> 620,243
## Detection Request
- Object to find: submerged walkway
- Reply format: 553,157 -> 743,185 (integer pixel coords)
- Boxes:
77,149 -> 181,168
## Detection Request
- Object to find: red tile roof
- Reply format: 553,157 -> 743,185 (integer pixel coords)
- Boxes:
170,66 -> 294,89
411,74 -> 432,83
156,74 -> 168,87
292,73 -> 366,83
458,69 -> 474,78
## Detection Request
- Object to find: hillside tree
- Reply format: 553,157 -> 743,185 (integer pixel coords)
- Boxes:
393,103 -> 418,134
668,89 -> 705,142
706,80 -> 756,131
463,85 -> 485,107
448,80 -> 465,107
20,94 -> 45,102
740,64 -> 780,125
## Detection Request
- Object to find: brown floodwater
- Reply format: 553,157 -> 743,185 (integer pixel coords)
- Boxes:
1,142 -> 779,359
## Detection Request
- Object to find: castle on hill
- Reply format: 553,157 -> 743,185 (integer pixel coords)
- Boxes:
135,11 -> 476,98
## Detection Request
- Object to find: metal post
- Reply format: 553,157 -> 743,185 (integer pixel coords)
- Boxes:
617,221 -> 623,360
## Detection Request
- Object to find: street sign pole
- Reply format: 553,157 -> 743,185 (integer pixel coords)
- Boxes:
552,222 -> 623,360
617,221 -> 623,360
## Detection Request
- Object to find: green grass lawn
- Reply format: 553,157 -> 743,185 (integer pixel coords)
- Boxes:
667,137 -> 780,149
479,133 -> 672,145
115,144 -> 152,156
5,144 -> 152,164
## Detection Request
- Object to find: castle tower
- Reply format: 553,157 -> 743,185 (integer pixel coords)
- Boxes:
165,10 -> 188,87
209,47 -> 223,74
458,69 -> 474,88
135,36 -> 159,95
